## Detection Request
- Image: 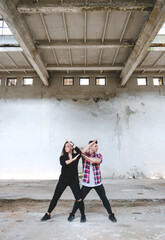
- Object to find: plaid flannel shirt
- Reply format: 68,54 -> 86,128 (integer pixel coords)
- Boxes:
82,151 -> 103,184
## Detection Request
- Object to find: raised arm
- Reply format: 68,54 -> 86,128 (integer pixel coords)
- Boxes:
81,140 -> 97,154
65,154 -> 80,165
67,141 -> 81,153
60,153 -> 80,166
82,153 -> 101,164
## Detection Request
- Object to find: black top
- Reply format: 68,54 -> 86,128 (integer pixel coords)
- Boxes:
59,146 -> 81,183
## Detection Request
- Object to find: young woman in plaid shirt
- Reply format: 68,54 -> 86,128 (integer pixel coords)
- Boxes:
68,140 -> 117,223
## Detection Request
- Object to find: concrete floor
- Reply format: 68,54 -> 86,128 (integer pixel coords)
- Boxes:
0,179 -> 165,240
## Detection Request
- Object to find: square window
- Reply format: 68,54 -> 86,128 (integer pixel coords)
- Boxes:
63,77 -> 74,86
23,77 -> 33,86
153,77 -> 163,86
7,78 -> 17,86
95,77 -> 106,86
137,77 -> 147,86
80,77 -> 90,86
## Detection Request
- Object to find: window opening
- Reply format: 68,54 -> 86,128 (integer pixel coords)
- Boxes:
79,77 -> 90,86
153,77 -> 163,86
95,77 -> 106,86
7,78 -> 17,86
63,77 -> 74,86
23,77 -> 33,86
137,77 -> 148,86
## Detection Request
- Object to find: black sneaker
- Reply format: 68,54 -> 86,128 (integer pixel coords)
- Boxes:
109,213 -> 117,223
80,215 -> 86,223
67,213 -> 75,222
41,213 -> 51,221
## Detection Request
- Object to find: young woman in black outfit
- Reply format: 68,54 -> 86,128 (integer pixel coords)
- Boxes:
41,141 -> 86,223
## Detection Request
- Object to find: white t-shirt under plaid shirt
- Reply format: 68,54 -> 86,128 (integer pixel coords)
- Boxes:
82,151 -> 103,187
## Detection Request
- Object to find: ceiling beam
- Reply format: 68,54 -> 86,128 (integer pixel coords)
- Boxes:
37,40 -> 134,49
153,52 -> 165,66
139,52 -> 150,67
136,66 -> 165,71
0,65 -> 165,73
17,0 -> 154,13
20,51 -> 31,67
98,12 -> 110,66
46,65 -> 165,72
112,12 -> 131,65
0,67 -> 34,72
120,0 -> 165,86
4,52 -> 18,68
0,62 -> 10,73
46,65 -> 123,71
84,11 -> 87,43
39,12 -> 59,66
0,0 -> 49,86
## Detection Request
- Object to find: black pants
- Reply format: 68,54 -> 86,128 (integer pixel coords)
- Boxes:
47,179 -> 84,215
71,184 -> 113,215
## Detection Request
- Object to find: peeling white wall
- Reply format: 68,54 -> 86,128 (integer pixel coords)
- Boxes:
0,74 -> 165,179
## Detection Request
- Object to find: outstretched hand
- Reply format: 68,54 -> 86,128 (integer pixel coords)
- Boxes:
72,153 -> 80,161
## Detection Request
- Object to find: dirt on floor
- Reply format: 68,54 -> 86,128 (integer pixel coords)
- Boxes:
0,199 -> 165,240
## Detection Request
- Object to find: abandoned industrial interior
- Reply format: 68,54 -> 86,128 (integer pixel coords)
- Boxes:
0,0 -> 165,239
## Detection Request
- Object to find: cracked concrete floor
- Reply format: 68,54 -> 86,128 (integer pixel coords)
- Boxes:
0,199 -> 165,240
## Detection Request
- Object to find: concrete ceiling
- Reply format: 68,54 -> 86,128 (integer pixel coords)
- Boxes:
0,0 -> 165,86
